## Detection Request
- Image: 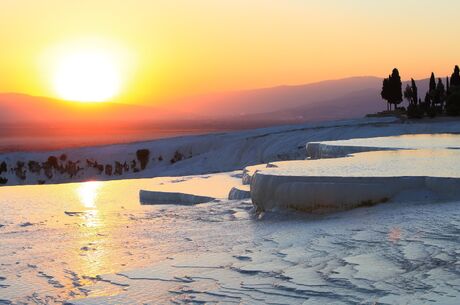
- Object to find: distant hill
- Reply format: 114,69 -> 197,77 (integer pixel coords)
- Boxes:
239,88 -> 381,124
238,77 -> 434,124
174,76 -> 383,117
0,93 -> 198,124
180,76 -> 435,123
0,76 -> 437,127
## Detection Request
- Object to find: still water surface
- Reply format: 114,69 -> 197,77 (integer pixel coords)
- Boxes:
0,174 -> 247,303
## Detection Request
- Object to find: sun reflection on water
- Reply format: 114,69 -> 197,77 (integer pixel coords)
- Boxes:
74,181 -> 113,278
69,180 -> 154,284
77,181 -> 102,209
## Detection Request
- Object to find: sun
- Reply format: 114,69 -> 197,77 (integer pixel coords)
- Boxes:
53,49 -> 121,102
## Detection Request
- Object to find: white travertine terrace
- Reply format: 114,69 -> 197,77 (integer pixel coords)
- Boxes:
228,186 -> 251,200
139,190 -> 215,205
306,133 -> 460,159
251,134 -> 460,212
251,174 -> 460,212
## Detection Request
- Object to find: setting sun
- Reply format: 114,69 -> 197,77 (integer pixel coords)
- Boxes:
53,49 -> 121,102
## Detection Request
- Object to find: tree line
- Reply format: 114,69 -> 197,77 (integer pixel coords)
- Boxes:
381,65 -> 460,118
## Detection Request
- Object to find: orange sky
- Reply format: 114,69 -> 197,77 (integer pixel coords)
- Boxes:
1,0 -> 459,105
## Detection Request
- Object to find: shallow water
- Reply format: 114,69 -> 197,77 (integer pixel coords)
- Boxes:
1,176 -> 459,304
69,198 -> 460,305
0,174 -> 245,304
262,149 -> 460,177
320,133 -> 460,150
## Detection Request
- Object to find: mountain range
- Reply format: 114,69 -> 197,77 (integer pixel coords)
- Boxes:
0,76 -> 435,127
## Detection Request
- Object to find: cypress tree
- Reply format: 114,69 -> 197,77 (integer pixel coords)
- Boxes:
429,72 -> 436,92
436,78 -> 445,96
381,68 -> 403,111
451,65 -> 460,88
381,77 -> 390,110
436,78 -> 446,112
446,76 -> 450,95
447,66 -> 460,115
404,84 -> 413,105
424,92 -> 431,113
406,78 -> 421,118
390,68 -> 403,109
425,91 -> 436,118
411,78 -> 418,105
446,92 -> 460,116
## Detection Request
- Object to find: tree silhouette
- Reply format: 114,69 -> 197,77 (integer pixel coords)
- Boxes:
378,65 -> 460,117
428,72 -> 443,114
446,92 -> 460,116
424,92 -> 431,107
411,78 -> 418,105
436,78 -> 445,111
424,92 -> 436,118
406,79 -> 421,118
381,68 -> 402,110
404,84 -> 413,105
381,78 -> 390,111
390,69 -> 403,108
451,65 -> 460,89
447,66 -> 460,115
446,76 -> 450,96
429,72 -> 436,93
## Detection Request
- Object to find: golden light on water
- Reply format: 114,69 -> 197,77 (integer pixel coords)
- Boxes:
74,181 -> 114,278
77,181 -> 102,208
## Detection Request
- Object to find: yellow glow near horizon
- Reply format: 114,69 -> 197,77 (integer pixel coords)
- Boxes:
53,48 -> 121,102
1,1 -> 460,104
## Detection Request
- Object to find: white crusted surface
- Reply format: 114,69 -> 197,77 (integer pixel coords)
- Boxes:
251,136 -> 460,212
228,186 -> 251,200
306,133 -> 460,158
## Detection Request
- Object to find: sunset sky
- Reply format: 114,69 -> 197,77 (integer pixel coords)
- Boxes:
1,0 -> 459,104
